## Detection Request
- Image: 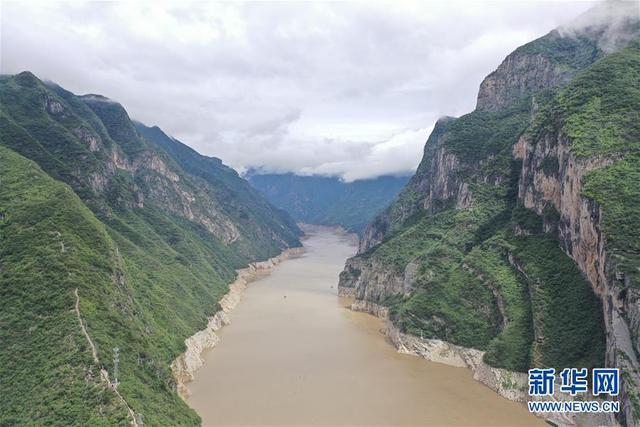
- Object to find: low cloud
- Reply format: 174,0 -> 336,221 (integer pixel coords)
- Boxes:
560,0 -> 640,52
1,0 -> 598,180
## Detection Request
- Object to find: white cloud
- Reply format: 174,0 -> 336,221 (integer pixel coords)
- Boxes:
0,0 -> 598,180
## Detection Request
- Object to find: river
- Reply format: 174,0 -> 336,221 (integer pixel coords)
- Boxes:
187,228 -> 542,426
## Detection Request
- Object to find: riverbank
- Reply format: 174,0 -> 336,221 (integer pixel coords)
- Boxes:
347,300 -> 617,426
184,229 -> 542,426
171,246 -> 305,399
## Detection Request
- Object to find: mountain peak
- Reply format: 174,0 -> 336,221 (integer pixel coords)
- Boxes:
14,71 -> 41,88
476,1 -> 640,112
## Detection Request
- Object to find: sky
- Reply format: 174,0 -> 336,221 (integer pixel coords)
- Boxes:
1,0 -> 602,181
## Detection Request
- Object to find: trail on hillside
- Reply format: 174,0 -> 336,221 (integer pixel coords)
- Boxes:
74,288 -> 140,427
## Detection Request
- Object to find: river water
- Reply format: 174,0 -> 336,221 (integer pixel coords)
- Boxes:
187,228 -> 542,426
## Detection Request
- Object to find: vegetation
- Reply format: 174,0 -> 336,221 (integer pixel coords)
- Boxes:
508,233 -> 605,370
136,124 -> 302,254
0,72 -> 302,425
370,208 -> 502,349
0,146 -> 131,425
529,41 -> 640,158
584,155 -> 640,285
527,41 -> 640,287
514,29 -> 600,70
467,240 -> 533,372
444,96 -> 531,164
348,29 -> 632,376
357,80 -> 535,359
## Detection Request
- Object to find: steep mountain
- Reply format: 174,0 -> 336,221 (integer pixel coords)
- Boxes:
339,4 -> 640,425
135,123 -> 301,253
0,72 -> 301,425
248,173 -> 409,233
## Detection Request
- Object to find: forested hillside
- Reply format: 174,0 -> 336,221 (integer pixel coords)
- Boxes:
0,72 -> 301,425
340,6 -> 640,425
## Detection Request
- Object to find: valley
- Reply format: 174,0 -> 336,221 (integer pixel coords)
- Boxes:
248,173 -> 409,234
186,228 -> 542,426
1,1 -> 640,426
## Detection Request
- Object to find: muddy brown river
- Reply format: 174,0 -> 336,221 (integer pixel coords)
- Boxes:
187,228 -> 542,426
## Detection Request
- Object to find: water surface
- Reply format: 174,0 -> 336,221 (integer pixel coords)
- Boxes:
188,229 -> 542,426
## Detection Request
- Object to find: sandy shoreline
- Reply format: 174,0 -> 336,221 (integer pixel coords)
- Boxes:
170,245 -> 305,399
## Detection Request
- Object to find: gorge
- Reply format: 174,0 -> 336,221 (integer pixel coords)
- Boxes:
1,1 -> 640,426
185,228 -> 542,426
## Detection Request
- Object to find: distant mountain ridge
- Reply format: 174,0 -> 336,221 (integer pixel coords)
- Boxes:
0,72 -> 301,425
248,172 -> 409,233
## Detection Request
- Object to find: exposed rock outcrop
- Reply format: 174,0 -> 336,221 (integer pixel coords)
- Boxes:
358,116 -> 463,253
340,6 -> 640,425
386,320 -> 617,427
519,128 -> 640,425
339,257 -> 404,302
350,299 -> 389,318
347,296 -> 617,426
477,1 -> 640,112
477,50 -> 573,112
0,71 -> 304,426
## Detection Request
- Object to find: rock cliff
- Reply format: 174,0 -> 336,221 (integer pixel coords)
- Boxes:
341,6 -> 640,425
516,43 -> 640,422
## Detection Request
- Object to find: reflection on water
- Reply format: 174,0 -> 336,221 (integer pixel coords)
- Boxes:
187,229 -> 542,426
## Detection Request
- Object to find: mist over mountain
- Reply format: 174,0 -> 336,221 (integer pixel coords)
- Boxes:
339,2 -> 640,425
1,1 -> 600,181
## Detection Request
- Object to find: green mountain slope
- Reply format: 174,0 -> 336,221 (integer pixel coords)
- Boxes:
340,8 -> 640,425
0,72 -> 301,425
0,145 -> 131,425
248,173 -> 409,233
135,123 -> 302,256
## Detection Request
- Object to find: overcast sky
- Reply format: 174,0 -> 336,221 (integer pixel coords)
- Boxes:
1,1 -> 599,181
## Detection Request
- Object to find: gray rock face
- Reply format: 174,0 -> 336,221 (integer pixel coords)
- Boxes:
339,257 -> 404,303
518,129 -> 640,426
358,117 -> 463,253
357,214 -> 390,254
477,51 -> 570,112
477,0 -> 640,112
340,6 -> 640,425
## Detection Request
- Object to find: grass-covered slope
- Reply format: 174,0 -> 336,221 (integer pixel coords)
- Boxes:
248,173 -> 408,233
0,72 -> 301,258
360,153 -> 605,372
0,146 -> 131,425
584,155 -> 640,285
0,73 -> 302,425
